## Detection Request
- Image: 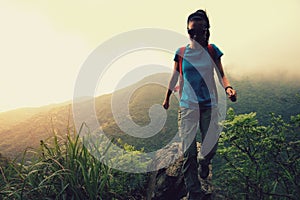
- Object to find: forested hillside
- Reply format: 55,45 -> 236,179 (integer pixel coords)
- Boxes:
0,73 -> 299,158
227,76 -> 300,124
0,73 -> 299,199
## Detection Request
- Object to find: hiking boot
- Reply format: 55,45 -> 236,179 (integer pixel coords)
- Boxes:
187,190 -> 206,200
199,164 -> 209,179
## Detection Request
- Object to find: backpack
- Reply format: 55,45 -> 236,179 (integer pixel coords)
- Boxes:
175,44 -> 217,98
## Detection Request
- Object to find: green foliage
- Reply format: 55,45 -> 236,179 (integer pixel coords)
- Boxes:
0,125 -> 148,200
214,108 -> 300,199
101,138 -> 149,199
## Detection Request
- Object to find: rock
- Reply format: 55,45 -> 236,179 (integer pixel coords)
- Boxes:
146,142 -> 215,200
146,142 -> 186,200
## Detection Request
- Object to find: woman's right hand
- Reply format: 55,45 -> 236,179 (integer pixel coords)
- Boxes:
162,99 -> 169,110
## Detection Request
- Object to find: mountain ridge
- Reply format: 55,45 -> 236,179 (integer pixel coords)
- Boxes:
1,73 -> 300,159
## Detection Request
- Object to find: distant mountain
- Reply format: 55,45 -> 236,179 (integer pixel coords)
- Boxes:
0,102 -> 70,132
227,76 -> 300,123
0,73 -> 178,159
0,73 -> 299,159
0,102 -> 73,159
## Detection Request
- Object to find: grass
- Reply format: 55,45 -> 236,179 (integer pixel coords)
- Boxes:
0,123 -> 148,200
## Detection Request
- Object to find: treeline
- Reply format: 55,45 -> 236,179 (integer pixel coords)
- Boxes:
228,77 -> 300,124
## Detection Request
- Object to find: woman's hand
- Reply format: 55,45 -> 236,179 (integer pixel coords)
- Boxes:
162,99 -> 170,110
226,87 -> 237,102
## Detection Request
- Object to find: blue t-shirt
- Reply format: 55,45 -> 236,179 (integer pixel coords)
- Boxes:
174,44 -> 223,109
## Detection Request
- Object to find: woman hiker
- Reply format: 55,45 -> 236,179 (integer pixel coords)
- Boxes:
162,9 -> 237,200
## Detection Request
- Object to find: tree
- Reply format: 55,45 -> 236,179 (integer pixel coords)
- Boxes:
214,108 -> 300,199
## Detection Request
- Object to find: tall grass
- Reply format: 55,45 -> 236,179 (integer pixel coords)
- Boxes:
0,123 -> 148,200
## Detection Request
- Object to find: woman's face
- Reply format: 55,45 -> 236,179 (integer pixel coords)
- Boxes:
187,19 -> 208,45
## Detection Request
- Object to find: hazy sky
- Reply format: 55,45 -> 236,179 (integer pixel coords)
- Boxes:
1,0 -> 299,112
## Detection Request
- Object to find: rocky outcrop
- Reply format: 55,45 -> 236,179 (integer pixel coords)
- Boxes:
147,142 -> 214,200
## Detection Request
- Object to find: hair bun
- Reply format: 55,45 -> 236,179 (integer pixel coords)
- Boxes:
187,9 -> 210,28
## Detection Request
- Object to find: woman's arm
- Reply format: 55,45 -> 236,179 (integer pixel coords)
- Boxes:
215,58 -> 237,101
162,61 -> 179,109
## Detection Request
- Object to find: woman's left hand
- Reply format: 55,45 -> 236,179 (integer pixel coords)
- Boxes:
226,87 -> 237,102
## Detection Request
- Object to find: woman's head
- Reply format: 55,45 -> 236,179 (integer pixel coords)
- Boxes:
187,10 -> 210,46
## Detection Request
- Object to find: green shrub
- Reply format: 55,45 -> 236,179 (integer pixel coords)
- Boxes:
214,108 -> 300,199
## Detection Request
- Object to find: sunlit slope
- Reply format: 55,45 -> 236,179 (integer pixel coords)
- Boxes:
0,73 -> 299,159
0,73 -> 177,158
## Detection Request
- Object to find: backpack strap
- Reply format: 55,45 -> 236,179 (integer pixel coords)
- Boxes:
207,44 -> 216,61
177,47 -> 186,97
178,47 -> 186,76
207,44 -> 220,102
